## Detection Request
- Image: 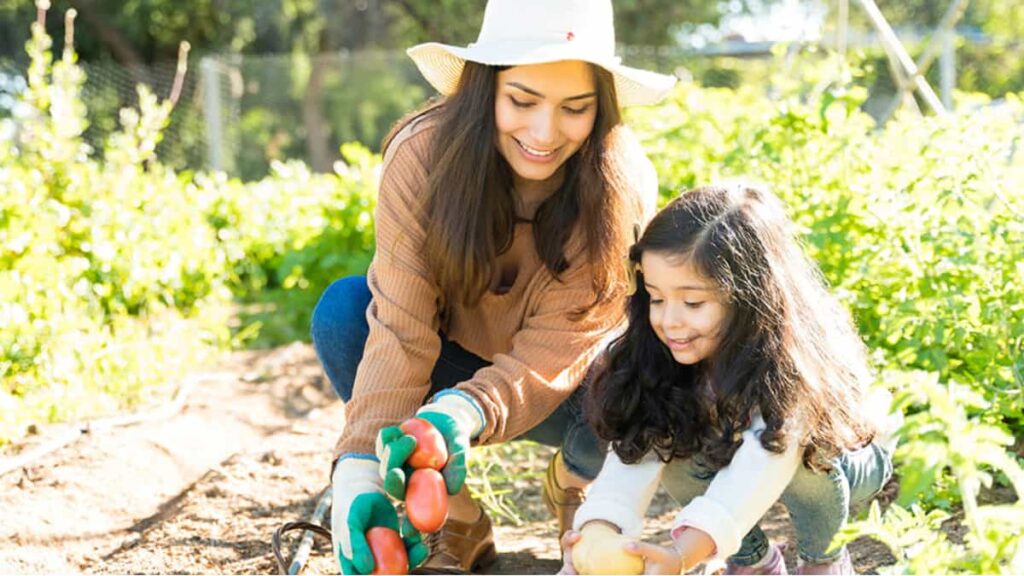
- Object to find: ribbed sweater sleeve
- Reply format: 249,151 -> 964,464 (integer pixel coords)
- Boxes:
334,122 -> 440,456
455,257 -> 625,444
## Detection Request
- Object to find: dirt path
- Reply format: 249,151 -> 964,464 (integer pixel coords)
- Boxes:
0,343 -> 894,574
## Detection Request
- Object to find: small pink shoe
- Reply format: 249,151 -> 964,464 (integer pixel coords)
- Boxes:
793,548 -> 855,575
725,543 -> 788,575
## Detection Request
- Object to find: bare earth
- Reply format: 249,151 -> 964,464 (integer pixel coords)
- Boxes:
0,343 -> 895,574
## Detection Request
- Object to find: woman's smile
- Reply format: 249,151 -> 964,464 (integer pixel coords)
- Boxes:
513,137 -> 560,163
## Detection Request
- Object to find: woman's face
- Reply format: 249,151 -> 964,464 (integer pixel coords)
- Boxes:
494,61 -> 599,184
641,251 -> 730,366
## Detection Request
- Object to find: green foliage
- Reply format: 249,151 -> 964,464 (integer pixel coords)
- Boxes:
831,375 -> 1024,574
842,0 -> 1024,44
202,147 -> 378,346
231,50 -> 427,180
6,9 -> 1024,571
1,11 -> 379,444
1,17 -> 227,442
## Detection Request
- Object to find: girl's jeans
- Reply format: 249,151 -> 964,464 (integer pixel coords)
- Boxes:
661,443 -> 893,565
310,276 -> 607,480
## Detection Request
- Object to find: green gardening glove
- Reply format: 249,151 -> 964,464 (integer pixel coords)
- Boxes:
415,410 -> 470,495
375,390 -> 485,498
331,455 -> 429,574
375,425 -> 418,500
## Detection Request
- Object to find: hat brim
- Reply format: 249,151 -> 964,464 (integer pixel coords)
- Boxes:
407,42 -> 676,107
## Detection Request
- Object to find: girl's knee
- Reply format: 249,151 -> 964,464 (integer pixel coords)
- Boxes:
781,462 -> 850,512
847,443 -> 894,505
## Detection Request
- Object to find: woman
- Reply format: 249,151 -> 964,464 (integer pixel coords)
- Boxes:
310,1 -> 676,573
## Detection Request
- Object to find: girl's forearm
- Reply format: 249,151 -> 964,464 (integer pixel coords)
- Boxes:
672,527 -> 716,572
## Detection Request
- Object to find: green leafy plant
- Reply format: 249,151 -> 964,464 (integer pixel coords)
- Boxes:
1,4 -> 379,443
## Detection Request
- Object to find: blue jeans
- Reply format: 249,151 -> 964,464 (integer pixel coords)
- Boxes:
310,276 -> 607,479
661,443 -> 893,565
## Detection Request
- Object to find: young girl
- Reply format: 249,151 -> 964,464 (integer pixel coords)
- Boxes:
560,184 -> 899,575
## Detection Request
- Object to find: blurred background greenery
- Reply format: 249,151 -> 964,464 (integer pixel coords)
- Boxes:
1,0 -> 1022,180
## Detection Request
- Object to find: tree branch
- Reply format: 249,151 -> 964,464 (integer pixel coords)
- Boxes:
67,0 -> 146,68
389,0 -> 441,41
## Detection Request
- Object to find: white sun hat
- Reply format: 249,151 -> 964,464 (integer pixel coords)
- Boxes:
406,0 -> 677,107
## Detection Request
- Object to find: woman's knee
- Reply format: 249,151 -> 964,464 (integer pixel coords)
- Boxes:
561,427 -> 607,480
311,276 -> 371,342
523,388 -> 606,480
310,276 -> 372,400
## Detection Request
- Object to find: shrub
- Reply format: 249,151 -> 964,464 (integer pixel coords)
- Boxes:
0,8 -> 378,444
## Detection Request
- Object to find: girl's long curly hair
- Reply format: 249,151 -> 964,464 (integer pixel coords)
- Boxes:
586,185 -> 877,471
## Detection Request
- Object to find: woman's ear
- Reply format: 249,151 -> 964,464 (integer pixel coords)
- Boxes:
624,257 -> 639,296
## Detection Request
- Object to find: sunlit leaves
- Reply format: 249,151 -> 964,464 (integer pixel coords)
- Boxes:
1,16 -> 379,444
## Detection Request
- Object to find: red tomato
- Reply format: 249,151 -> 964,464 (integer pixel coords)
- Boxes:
405,468 -> 449,533
399,417 -> 449,470
365,526 -> 409,575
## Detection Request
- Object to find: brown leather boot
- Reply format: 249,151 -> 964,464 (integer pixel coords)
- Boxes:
412,509 -> 497,574
541,450 -> 586,544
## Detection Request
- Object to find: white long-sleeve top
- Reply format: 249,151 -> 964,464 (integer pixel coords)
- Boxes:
572,387 -> 900,561
573,413 -> 800,560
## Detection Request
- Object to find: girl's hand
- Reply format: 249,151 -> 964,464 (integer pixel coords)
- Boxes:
624,541 -> 683,575
557,530 -> 582,575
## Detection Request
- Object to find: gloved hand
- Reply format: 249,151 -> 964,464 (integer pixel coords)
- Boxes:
331,455 -> 429,574
376,390 -> 485,499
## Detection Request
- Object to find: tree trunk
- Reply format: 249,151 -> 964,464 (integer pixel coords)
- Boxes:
67,0 -> 144,67
302,53 -> 334,173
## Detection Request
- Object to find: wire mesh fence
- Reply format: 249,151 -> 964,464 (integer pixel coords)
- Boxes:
196,50 -> 433,180
1,49 -> 434,181
2,33 -> 1022,181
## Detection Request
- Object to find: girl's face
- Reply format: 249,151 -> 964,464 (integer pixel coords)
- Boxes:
494,61 -> 598,184
641,251 -> 730,365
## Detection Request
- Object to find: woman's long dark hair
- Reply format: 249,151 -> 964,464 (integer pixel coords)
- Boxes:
587,185 -> 877,471
383,62 -> 637,317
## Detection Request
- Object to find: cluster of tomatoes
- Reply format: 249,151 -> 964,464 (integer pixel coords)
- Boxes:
366,418 -> 451,575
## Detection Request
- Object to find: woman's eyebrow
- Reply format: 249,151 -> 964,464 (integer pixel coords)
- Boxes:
506,82 -> 597,101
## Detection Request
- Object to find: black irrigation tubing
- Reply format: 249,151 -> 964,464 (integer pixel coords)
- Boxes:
0,373 -> 211,479
272,486 -> 334,575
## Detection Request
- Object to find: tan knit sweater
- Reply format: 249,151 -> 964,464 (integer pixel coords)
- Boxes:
334,115 -> 658,457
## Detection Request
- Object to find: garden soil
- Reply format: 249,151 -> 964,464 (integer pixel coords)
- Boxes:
0,343 -> 895,574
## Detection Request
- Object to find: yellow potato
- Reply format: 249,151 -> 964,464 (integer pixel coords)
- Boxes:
571,523 -> 645,575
